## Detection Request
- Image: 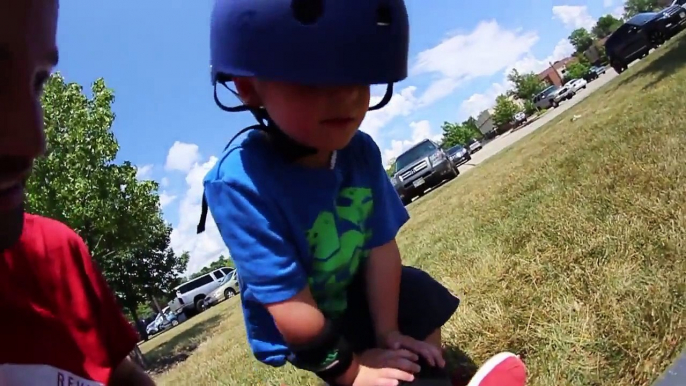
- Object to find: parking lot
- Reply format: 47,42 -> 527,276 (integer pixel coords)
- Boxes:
457,69 -> 619,174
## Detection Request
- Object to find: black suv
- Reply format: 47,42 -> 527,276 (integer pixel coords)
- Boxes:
605,12 -> 674,73
390,139 -> 458,205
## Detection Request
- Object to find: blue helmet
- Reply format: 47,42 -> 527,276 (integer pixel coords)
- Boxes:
209,0 -> 410,86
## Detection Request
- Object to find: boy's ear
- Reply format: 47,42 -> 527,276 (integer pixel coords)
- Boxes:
233,77 -> 261,107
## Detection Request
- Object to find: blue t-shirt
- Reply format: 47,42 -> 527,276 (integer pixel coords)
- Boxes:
203,130 -> 409,366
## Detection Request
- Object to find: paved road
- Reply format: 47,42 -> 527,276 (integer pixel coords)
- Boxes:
457,69 -> 619,173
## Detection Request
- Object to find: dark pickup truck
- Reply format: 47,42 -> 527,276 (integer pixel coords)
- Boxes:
390,139 -> 458,205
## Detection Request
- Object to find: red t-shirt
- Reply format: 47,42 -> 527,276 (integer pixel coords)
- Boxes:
0,214 -> 140,385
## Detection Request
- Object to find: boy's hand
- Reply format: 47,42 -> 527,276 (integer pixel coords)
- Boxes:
354,363 -> 415,386
381,331 -> 446,368
359,348 -> 421,374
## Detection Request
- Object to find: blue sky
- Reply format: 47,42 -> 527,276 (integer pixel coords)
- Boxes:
55,0 -> 624,273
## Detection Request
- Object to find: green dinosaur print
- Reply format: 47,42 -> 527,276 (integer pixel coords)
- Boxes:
306,187 -> 374,317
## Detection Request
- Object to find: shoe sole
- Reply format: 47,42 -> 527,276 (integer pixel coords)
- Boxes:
466,352 -> 521,386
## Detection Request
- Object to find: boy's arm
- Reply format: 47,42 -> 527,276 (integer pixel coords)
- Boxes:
359,133 -> 410,343
366,239 -> 402,342
204,178 -> 360,384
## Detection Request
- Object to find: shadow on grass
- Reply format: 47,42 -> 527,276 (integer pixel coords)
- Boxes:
143,314 -> 223,375
614,32 -> 686,91
444,345 -> 479,386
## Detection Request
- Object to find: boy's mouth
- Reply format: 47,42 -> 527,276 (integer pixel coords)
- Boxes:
320,117 -> 355,128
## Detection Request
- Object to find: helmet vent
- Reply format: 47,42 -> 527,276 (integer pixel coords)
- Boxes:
291,0 -> 324,25
376,4 -> 392,26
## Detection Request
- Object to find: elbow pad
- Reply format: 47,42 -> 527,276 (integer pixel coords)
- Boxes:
287,319 -> 354,384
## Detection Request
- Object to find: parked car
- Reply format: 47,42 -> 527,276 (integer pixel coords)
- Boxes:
585,66 -> 606,81
146,306 -> 179,336
168,267 -> 235,317
552,84 -> 575,106
533,85 -> 560,110
604,12 -> 669,74
513,111 -> 527,125
390,139 -> 458,205
204,269 -> 241,308
446,144 -> 471,167
466,138 -> 483,153
657,5 -> 686,38
568,78 -> 588,93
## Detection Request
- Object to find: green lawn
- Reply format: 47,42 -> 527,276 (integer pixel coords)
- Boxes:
141,32 -> 686,386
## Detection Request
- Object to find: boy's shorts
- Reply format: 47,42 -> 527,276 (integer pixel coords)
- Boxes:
338,265 -> 460,352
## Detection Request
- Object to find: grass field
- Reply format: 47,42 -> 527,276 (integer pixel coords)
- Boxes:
141,33 -> 686,386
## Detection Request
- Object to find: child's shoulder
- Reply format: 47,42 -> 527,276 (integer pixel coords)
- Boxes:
204,131 -> 273,186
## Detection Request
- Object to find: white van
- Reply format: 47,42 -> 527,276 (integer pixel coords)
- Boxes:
169,267 -> 234,316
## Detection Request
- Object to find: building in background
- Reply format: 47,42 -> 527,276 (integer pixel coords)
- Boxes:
537,57 -> 576,86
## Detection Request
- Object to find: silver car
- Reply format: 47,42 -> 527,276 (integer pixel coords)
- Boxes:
204,270 -> 241,307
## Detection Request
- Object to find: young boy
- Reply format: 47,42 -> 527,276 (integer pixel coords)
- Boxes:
202,1 -> 527,385
0,1 -> 155,384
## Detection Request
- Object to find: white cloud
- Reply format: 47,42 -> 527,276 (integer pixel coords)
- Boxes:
458,81 -> 509,120
603,0 -> 614,7
160,177 -> 170,187
165,141 -> 201,172
382,120 -> 442,166
412,20 -> 539,106
360,86 -> 418,144
159,191 -> 177,208
169,155 -> 229,274
136,164 -> 153,180
552,5 -> 596,30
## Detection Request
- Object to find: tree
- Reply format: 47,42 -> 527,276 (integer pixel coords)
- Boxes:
568,28 -> 594,54
440,118 -> 482,149
624,0 -> 661,18
27,73 -> 187,338
507,69 -> 547,101
492,95 -> 519,127
592,14 -> 623,38
565,61 -> 591,80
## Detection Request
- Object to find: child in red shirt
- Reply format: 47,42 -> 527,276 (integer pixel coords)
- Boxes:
0,1 -> 155,384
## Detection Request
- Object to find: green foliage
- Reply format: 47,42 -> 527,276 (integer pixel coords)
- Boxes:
492,95 -> 519,127
565,61 -> 591,80
440,118 -> 482,149
28,73 -> 188,327
507,69 -> 546,101
190,255 -> 235,280
592,14 -> 624,38
623,0 -> 661,18
569,28 -> 595,53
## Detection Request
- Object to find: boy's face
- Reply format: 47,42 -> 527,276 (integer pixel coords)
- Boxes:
0,0 -> 58,244
234,78 -> 371,152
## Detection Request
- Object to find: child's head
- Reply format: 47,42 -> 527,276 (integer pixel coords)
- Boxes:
209,0 -> 409,152
0,0 -> 58,245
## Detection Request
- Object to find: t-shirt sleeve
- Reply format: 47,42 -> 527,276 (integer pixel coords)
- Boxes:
204,178 -> 308,305
362,134 -> 410,249
70,236 -> 139,370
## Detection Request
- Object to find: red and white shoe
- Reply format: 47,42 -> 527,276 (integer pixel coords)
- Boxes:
465,352 -> 527,386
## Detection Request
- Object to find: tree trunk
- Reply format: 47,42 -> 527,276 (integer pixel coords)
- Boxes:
128,345 -> 148,370
150,295 -> 162,313
127,303 -> 149,342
